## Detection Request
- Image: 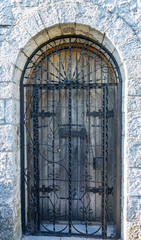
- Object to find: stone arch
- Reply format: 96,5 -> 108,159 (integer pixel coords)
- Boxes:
12,22 -> 126,239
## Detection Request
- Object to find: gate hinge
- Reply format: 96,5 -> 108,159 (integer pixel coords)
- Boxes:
31,110 -> 55,119
87,110 -> 114,118
86,186 -> 113,195
31,185 -> 59,194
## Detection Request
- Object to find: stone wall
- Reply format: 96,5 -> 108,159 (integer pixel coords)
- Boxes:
0,0 -> 141,239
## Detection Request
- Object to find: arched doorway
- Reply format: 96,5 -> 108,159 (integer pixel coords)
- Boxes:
21,35 -> 121,238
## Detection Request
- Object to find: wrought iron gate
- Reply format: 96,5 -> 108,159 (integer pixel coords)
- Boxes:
21,36 -> 121,238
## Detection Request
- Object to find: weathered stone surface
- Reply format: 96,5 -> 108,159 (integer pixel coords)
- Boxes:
76,3 -> 117,33
128,168 -> 141,196
127,197 -> 141,221
22,38 -> 38,56
0,27 -> 12,44
118,36 -> 141,59
32,29 -> 49,46
15,52 -> 28,71
128,96 -> 141,112
38,6 -> 59,29
0,83 -> 16,99
0,100 -> 4,121
0,125 -> 14,151
6,24 -> 31,50
0,62 -> 15,82
105,17 -> 134,49
127,111 -> 141,137
0,0 -> 13,25
0,203 -> 14,236
0,152 -> 13,180
55,1 -> 77,23
127,138 -> 141,168
11,0 -> 39,7
5,99 -> 20,124
19,11 -> 44,38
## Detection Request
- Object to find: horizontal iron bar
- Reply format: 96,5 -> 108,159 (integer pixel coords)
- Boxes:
59,128 -> 87,138
23,82 -> 117,88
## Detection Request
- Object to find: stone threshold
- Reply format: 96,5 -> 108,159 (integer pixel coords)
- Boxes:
21,236 -> 120,240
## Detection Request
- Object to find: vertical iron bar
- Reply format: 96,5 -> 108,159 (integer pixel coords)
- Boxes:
33,86 -> 40,233
21,82 -> 26,233
85,87 -> 89,234
68,87 -> 72,234
102,86 -> 108,238
68,39 -> 72,234
52,88 -> 56,232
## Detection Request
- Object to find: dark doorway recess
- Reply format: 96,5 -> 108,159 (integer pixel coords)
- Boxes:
20,35 -> 121,238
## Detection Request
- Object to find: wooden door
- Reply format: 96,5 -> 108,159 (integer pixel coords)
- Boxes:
23,37 -> 119,237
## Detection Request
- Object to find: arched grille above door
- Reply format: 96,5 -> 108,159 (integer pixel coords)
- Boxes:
21,35 -> 121,238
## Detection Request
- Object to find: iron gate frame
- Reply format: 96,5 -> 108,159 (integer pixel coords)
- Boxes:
20,35 -> 122,239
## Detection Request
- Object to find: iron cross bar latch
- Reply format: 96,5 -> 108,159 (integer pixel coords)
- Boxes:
86,186 -> 113,195
31,185 -> 59,194
59,128 -> 87,138
87,110 -> 114,118
31,110 -> 56,119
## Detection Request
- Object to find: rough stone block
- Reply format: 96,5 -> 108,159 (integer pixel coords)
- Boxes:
0,27 -> 11,43
0,82 -> 19,100
112,48 -> 123,68
126,57 -> 141,81
32,29 -> 49,46
127,138 -> 141,168
0,63 -> 15,82
127,197 -> 141,222
0,202 -> 15,240
76,3 -> 117,33
105,17 -> 133,49
128,168 -> 141,196
55,1 -> 77,23
0,152 -> 13,180
5,99 -> 20,124
119,36 -> 141,60
128,96 -> 141,112
0,125 -> 14,151
128,77 -> 141,96
38,6 -> 59,29
11,0 -> 40,7
22,38 -> 38,57
89,27 -> 103,44
15,52 -> 28,71
102,35 -> 115,53
0,180 -> 13,200
19,11 -> 44,38
61,23 -> 76,35
75,23 -> 90,37
0,1 -> 13,25
47,24 -> 62,39
13,67 -> 22,85
127,220 -> 141,240
0,41 -> 19,71
0,100 -> 4,121
127,111 -> 141,137
6,24 -> 31,50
